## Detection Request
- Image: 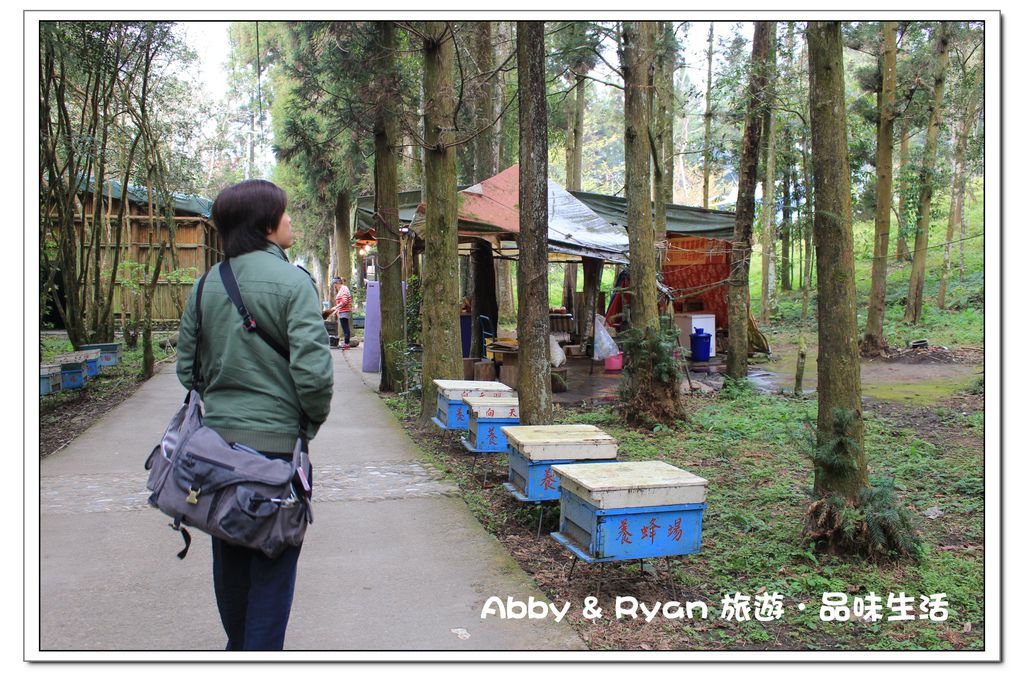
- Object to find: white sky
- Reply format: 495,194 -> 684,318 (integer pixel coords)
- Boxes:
180,21 -> 233,100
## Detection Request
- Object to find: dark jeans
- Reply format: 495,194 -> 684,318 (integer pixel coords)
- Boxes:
210,447 -> 307,651
340,316 -> 351,344
211,537 -> 302,650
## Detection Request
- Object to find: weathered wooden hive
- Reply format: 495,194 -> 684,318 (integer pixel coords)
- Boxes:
501,424 -> 617,502
462,395 -> 521,453
431,379 -> 515,430
550,460 -> 708,563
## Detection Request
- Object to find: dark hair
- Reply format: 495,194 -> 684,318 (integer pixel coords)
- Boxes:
213,180 -> 288,257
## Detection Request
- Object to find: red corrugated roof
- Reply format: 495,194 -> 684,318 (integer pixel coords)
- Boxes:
414,164 -> 522,236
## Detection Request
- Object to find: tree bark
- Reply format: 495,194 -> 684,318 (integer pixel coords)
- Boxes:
419,21 -> 463,425
726,22 -> 772,380
469,239 -> 498,358
895,130 -> 911,262
800,112 -> 814,326
702,23 -> 715,209
862,21 -> 898,354
781,161 -> 792,291
904,23 -> 952,324
621,21 -> 681,424
469,21 -> 501,350
334,191 -> 353,282
937,87 -> 980,309
376,21 -> 405,393
516,21 -> 553,425
495,21 -> 516,319
621,21 -> 660,333
653,20 -> 675,244
580,256 -> 603,352
758,24 -> 778,326
807,21 -> 866,499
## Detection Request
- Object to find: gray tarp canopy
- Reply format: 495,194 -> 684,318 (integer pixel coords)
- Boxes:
569,190 -> 736,240
355,172 -> 736,263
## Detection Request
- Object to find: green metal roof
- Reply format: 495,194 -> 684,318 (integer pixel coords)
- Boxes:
78,177 -> 213,219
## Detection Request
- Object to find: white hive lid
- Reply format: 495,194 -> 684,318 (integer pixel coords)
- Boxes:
501,424 -> 617,461
552,460 -> 708,508
463,396 -> 520,408
433,380 -> 512,392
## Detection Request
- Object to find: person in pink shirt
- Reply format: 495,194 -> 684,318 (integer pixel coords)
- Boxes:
330,277 -> 352,349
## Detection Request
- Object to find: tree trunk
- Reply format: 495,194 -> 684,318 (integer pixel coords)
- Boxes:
376,21 -> 405,393
653,20 -> 675,244
580,256 -> 603,353
621,21 -> 681,424
800,115 -> 814,326
862,21 -> 898,354
937,88 -> 980,309
702,23 -> 715,209
470,21 -> 501,350
904,23 -> 952,324
781,161 -> 792,291
621,22 -> 660,333
758,26 -> 778,326
516,21 -> 553,425
895,130 -> 911,261
807,20 -> 867,499
334,192 -> 352,282
497,22 -> 518,171
726,22 -> 772,380
572,74 -> 585,189
419,21 -> 463,425
469,239 -> 498,358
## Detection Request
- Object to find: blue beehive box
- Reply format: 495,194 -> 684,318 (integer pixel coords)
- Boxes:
462,396 -> 520,453
502,425 -> 618,502
79,342 -> 121,366
40,364 -> 62,395
431,379 -> 515,431
56,355 -> 88,390
551,461 -> 708,563
81,349 -> 102,377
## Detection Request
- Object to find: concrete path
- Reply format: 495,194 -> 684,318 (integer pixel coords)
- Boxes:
38,348 -> 584,652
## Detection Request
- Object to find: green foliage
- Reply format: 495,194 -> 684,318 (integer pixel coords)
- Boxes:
811,408 -> 862,478
616,315 -> 685,427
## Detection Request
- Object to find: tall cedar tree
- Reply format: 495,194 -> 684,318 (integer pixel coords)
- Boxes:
419,22 -> 463,425
469,21 -> 500,360
653,21 -> 676,244
701,23 -> 715,209
619,21 -> 682,425
375,21 -> 405,392
725,22 -> 772,380
904,22 -> 952,324
807,21 -> 867,497
516,21 -> 553,425
862,22 -> 899,354
758,23 -> 779,325
937,32 -> 982,309
333,192 -> 353,284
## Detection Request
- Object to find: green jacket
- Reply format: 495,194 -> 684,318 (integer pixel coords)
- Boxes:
176,244 -> 334,452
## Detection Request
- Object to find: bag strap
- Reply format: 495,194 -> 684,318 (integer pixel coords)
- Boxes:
219,259 -> 311,439
188,271 -> 211,393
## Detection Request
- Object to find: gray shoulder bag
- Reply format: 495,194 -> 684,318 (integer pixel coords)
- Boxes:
144,260 -> 313,559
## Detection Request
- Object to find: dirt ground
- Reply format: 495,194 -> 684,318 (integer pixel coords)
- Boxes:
751,341 -> 984,405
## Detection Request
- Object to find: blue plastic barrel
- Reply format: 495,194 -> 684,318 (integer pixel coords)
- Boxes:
690,328 -> 712,362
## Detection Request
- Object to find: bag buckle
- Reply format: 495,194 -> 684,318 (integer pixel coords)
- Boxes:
186,487 -> 201,505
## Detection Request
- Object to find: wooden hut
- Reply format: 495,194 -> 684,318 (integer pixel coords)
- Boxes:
71,180 -> 221,323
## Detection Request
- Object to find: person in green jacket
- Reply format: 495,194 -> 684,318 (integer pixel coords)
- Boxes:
176,179 -> 333,650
